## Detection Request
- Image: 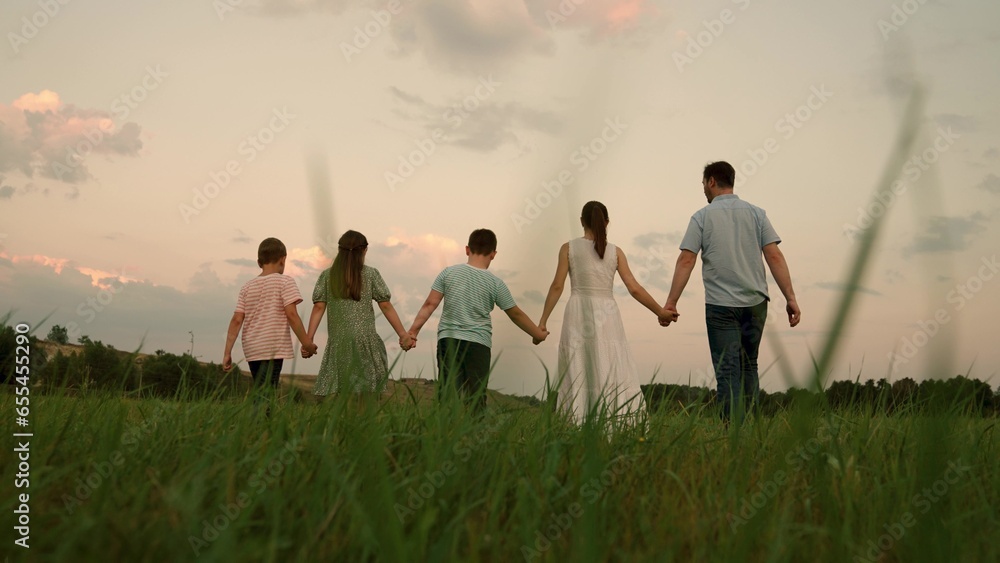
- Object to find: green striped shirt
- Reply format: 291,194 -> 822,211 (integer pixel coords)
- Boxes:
431,264 -> 516,348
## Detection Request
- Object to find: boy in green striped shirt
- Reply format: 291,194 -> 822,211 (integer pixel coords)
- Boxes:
409,229 -> 548,412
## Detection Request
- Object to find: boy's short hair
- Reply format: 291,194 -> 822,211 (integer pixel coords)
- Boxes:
468,229 -> 497,255
257,237 -> 287,266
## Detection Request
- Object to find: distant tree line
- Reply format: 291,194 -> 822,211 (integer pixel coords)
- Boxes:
642,376 -> 1000,416
2,324 -> 250,399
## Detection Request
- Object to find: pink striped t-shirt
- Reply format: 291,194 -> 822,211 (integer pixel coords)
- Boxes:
235,273 -> 303,361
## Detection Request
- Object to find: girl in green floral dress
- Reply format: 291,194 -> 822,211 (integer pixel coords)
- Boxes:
306,230 -> 414,396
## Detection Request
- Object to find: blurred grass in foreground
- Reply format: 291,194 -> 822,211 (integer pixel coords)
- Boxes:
0,389 -> 997,562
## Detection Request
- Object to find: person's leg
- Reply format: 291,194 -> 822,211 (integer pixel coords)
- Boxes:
437,338 -> 465,405
739,301 -> 768,418
249,359 -> 283,418
462,342 -> 492,415
706,304 -> 742,424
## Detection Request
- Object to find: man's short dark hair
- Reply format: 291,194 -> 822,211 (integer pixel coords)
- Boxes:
257,237 -> 287,266
468,229 -> 497,255
703,161 -> 736,188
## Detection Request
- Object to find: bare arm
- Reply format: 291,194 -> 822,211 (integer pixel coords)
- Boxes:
307,302 -> 326,340
664,250 -> 698,311
505,305 -> 548,341
223,312 -> 245,371
408,290 -> 443,338
285,301 -> 316,355
538,243 -> 570,330
763,243 -> 801,327
617,248 -> 675,323
378,300 -> 414,349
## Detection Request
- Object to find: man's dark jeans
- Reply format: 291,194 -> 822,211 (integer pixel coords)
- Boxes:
706,300 -> 767,423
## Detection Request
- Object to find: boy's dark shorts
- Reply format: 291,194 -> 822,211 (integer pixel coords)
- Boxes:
436,338 -> 491,407
248,359 -> 284,388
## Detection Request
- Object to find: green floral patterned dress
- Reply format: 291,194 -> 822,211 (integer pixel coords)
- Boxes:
312,266 -> 391,395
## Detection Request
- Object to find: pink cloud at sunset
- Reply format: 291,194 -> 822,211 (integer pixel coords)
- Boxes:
0,90 -> 144,186
2,252 -> 136,289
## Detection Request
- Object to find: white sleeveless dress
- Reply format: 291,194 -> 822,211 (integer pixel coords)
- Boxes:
556,238 -> 645,423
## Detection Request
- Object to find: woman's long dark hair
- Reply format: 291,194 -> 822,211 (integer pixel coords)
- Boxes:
330,230 -> 368,301
581,201 -> 609,259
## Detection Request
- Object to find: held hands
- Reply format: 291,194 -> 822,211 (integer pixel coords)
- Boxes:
658,304 -> 679,327
399,332 -> 417,351
301,341 -> 319,358
532,325 -> 549,346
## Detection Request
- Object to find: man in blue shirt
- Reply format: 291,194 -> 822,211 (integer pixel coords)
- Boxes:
663,161 -> 801,424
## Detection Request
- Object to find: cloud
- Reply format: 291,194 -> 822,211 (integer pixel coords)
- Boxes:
632,231 -> 681,251
933,113 -> 978,134
388,0 -> 663,70
0,185 -> 13,199
522,289 -> 545,304
225,258 -> 258,268
1,258 -> 237,358
232,229 -> 254,244
0,90 -> 144,187
259,1 -> 662,70
2,252 -> 137,289
387,84 -> 563,152
905,213 -> 989,255
815,281 -> 882,297
976,173 -> 1000,194
615,232 -> 680,292
983,147 -> 999,160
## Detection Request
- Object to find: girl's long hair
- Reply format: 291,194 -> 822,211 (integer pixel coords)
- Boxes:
581,201 -> 609,259
330,230 -> 368,301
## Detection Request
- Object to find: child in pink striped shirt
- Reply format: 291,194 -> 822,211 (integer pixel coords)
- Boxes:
223,238 -> 317,404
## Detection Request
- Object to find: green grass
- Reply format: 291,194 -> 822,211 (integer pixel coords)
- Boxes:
1,390 -> 997,562
5,57 -> 995,563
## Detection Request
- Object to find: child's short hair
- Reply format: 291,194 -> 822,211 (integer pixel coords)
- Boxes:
257,237 -> 287,266
468,229 -> 497,255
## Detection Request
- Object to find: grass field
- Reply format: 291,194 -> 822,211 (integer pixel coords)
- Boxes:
2,387 -> 997,563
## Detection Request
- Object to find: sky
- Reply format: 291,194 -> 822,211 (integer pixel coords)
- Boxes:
2,0 -> 999,397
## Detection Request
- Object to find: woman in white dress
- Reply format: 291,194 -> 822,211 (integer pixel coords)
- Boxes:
538,201 -> 677,423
